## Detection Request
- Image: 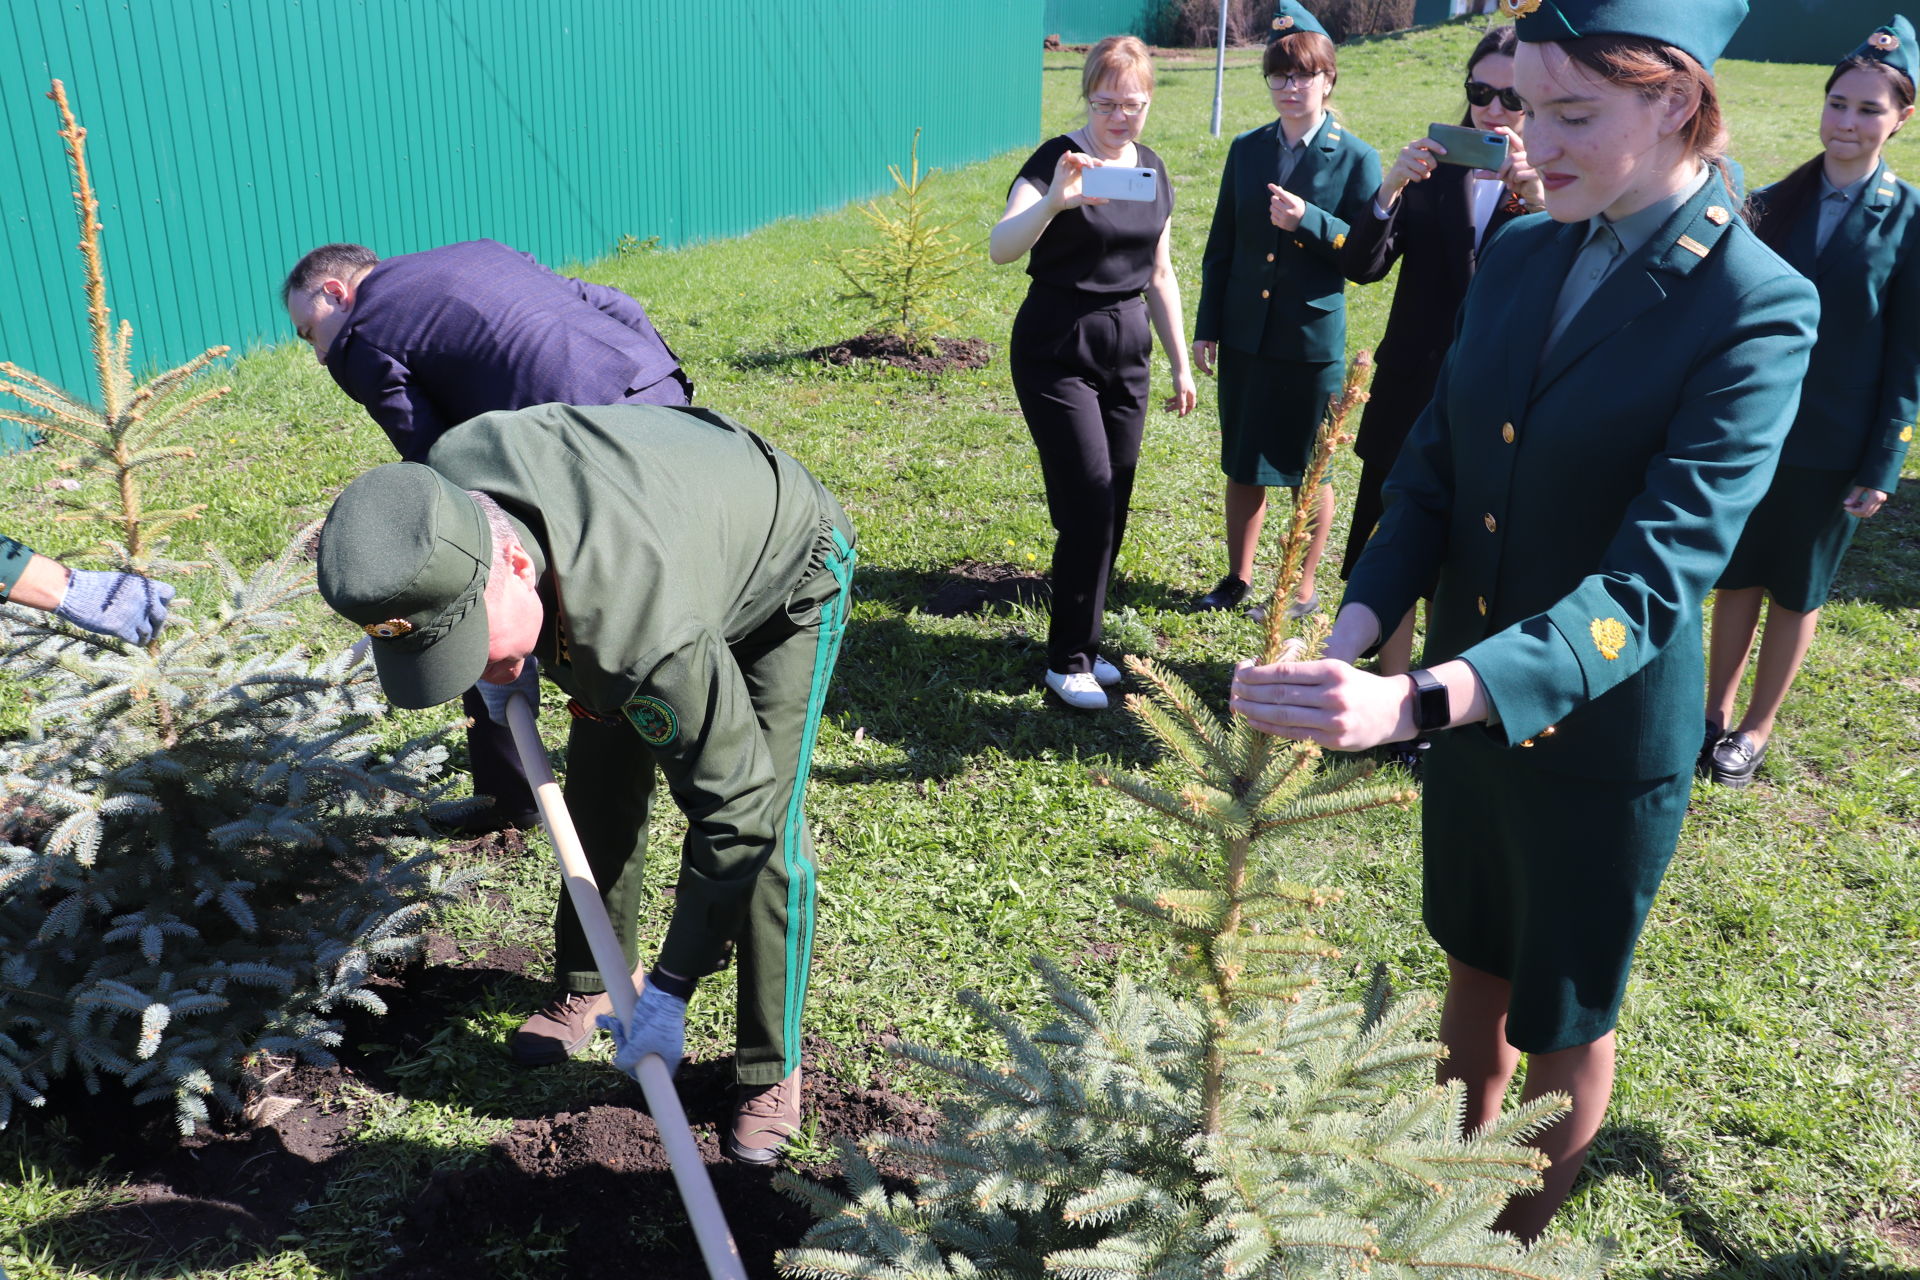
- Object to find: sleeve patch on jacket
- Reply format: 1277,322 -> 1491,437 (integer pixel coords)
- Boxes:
1590,617 -> 1627,661
1902,425 -> 1914,443
623,695 -> 680,746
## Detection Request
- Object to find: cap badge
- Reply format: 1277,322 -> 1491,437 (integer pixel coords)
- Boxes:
1590,617 -> 1627,661
1497,0 -> 1544,17
364,618 -> 415,639
623,695 -> 680,747
1871,30 -> 1901,52
1272,14 -> 1293,29
1704,205 -> 1730,226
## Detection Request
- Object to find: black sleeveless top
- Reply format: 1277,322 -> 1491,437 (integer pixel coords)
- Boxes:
1013,135 -> 1173,296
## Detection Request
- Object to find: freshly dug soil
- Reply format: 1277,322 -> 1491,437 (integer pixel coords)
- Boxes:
921,560 -> 1051,617
804,331 -> 993,374
15,933 -> 937,1280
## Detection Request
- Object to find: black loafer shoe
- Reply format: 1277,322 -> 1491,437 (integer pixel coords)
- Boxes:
1195,575 -> 1251,612
438,803 -> 541,838
1697,720 -> 1724,779
1708,731 -> 1767,788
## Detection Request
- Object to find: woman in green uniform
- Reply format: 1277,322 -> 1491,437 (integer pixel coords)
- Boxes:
1191,0 -> 1379,617
1229,0 -> 1818,1237
1705,16 -> 1918,788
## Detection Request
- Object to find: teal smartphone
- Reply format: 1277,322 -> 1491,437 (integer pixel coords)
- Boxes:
1427,123 -> 1509,172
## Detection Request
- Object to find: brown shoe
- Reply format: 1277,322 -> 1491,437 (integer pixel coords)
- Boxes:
510,989 -> 613,1066
725,1068 -> 802,1164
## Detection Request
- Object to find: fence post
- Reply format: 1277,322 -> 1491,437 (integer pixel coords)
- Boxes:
1210,0 -> 1228,136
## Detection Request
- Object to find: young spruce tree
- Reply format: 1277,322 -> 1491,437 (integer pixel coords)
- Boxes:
0,81 -> 465,1135
776,356 -> 1608,1278
835,128 -> 973,348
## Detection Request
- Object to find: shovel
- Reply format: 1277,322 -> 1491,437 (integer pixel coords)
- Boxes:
502,692 -> 748,1280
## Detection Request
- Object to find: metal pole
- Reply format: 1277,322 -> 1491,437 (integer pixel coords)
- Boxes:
1210,0 -> 1229,137
503,693 -> 748,1280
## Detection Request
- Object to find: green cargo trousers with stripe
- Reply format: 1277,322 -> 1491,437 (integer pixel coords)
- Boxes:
554,520 -> 855,1086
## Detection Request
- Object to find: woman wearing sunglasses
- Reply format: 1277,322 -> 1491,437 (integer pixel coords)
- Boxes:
1190,0 -> 1380,619
1232,0 -> 1817,1236
991,34 -> 1197,711
1704,16 -> 1918,788
1337,25 -> 1544,708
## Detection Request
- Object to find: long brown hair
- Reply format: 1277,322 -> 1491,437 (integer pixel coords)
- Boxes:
1560,35 -> 1739,209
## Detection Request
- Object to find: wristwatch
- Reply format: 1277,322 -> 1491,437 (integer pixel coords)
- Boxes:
1406,669 -> 1450,735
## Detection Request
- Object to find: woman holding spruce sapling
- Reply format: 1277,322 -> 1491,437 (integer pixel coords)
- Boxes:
1704,15 -> 1919,789
991,34 -> 1196,713
1337,23 -> 1543,698
1230,0 -> 1818,1237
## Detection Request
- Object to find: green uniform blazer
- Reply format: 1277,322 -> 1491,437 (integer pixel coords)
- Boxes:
1753,161 -> 1919,494
1194,117 -> 1380,362
1345,181 -> 1821,780
425,402 -> 846,972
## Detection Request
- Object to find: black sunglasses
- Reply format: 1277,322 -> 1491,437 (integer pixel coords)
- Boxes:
1465,79 -> 1524,112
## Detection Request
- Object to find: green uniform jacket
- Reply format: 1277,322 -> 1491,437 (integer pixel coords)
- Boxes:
1193,118 -> 1381,361
1346,180 -> 1821,780
0,534 -> 33,600
1753,161 -> 1919,495
425,403 -> 846,972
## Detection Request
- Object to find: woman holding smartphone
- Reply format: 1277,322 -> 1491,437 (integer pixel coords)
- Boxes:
1704,16 -> 1918,788
1230,0 -> 1817,1237
1190,0 -> 1380,619
991,34 -> 1197,712
1337,24 -> 1544,690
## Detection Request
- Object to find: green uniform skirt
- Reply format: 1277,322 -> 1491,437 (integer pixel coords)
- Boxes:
1216,346 -> 1341,487
1717,465 -> 1859,613
1420,729 -> 1691,1054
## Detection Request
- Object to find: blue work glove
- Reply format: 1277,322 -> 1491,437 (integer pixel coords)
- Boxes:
475,656 -> 540,724
601,980 -> 688,1075
55,569 -> 174,644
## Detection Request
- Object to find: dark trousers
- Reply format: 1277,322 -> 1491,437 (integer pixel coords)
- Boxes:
458,368 -> 696,815
1008,288 -> 1151,674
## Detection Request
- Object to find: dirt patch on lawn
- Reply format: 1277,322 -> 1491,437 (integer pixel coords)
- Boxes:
13,934 -> 935,1280
804,331 -> 993,375
922,560 -> 1051,617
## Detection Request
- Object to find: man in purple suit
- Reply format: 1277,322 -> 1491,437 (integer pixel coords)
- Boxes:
282,239 -> 690,462
283,238 -> 692,1062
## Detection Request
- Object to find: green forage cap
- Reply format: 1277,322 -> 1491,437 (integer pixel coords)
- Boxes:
317,462 -> 493,710
1505,0 -> 1749,71
1268,1 -> 1328,40
1848,15 -> 1918,90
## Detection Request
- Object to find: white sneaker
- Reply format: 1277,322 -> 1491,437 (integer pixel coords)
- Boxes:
1044,669 -> 1109,710
1091,656 -> 1123,687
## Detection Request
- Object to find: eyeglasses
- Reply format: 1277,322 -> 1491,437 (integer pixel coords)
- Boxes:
1464,80 -> 1524,112
1265,71 -> 1322,90
1089,97 -> 1150,117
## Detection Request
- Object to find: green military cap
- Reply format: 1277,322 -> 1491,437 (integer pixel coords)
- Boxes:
317,462 -> 493,710
1501,0 -> 1748,71
1267,1 -> 1328,40
1849,15 -> 1918,89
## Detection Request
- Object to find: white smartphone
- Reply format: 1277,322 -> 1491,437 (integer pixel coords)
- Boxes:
1080,165 -> 1159,202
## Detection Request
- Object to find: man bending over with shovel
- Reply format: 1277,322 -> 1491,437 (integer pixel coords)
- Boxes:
313,401 -> 855,1164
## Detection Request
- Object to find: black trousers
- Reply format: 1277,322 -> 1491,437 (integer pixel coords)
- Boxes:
1008,287 -> 1151,674
458,367 -> 696,815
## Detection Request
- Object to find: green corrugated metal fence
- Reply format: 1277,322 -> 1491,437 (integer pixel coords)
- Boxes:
1043,0 -> 1168,43
1,0 -> 1041,451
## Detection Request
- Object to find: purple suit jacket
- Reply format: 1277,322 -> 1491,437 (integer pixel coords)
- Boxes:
325,240 -> 686,461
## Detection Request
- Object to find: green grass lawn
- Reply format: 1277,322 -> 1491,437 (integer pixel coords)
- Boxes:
4,18 -> 1918,1278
